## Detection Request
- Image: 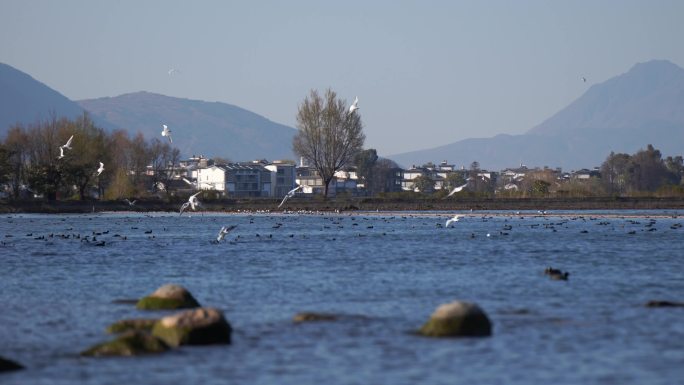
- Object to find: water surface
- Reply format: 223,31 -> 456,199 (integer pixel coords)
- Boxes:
1,210 -> 683,384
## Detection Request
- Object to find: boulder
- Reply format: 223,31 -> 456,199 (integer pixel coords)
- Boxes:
136,284 -> 200,310
293,312 -> 337,323
419,301 -> 492,337
81,331 -> 170,357
107,318 -> 157,334
0,356 -> 24,372
151,307 -> 232,347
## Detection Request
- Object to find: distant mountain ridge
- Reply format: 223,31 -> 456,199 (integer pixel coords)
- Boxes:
390,59 -> 684,170
4,60 -> 683,169
0,62 -> 86,130
77,92 -> 297,161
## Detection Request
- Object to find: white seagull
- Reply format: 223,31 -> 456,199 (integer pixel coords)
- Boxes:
168,68 -> 179,76
180,191 -> 202,215
161,124 -> 173,143
278,185 -> 302,208
445,215 -> 463,228
123,199 -> 137,206
444,182 -> 468,198
349,96 -> 359,114
61,135 -> 74,151
217,225 -> 238,242
58,146 -> 65,159
581,76 -> 587,83
96,162 -> 104,176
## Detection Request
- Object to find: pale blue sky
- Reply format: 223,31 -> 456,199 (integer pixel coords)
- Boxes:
1,0 -> 683,156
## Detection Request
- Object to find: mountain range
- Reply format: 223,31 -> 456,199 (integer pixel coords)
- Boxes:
77,92 -> 297,161
390,60 -> 684,170
1,59 -> 683,170
0,63 -> 297,161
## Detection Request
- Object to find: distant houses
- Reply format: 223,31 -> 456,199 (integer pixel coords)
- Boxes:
145,155 -> 603,198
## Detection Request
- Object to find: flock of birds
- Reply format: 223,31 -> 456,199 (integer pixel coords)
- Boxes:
1,208 -> 680,287
3,211 -> 679,275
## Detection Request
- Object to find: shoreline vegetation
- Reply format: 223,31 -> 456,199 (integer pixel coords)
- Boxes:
2,196 -> 684,214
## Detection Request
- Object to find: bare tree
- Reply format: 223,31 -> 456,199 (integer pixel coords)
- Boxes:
149,138 -> 181,199
3,126 -> 30,199
293,89 -> 365,198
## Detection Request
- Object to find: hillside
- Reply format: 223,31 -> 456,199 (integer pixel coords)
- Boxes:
78,92 -> 297,161
389,60 -> 684,170
0,62 -> 86,131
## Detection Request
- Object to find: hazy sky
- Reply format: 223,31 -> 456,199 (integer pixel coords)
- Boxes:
1,0 -> 683,157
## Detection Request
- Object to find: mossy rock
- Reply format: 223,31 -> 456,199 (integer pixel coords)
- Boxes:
419,301 -> 492,338
151,307 -> 232,347
106,319 -> 158,334
0,356 -> 24,372
293,312 -> 337,323
136,284 -> 200,310
81,331 -> 170,357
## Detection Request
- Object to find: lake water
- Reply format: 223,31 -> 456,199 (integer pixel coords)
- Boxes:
1,210 -> 683,385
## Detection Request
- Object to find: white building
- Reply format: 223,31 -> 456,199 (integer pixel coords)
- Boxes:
197,165 -> 228,192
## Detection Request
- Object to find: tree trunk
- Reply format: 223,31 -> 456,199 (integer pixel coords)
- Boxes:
323,177 -> 332,200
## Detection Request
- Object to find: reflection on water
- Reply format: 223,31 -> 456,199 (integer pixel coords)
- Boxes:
1,210 -> 683,385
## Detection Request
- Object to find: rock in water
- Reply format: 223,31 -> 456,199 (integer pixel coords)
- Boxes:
106,319 -> 158,334
0,356 -> 24,372
646,300 -> 684,308
152,307 -> 232,347
419,301 -> 492,337
293,312 -> 337,322
81,331 -> 170,357
136,284 -> 201,310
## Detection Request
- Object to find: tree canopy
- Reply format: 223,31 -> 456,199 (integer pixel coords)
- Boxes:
293,89 -> 365,198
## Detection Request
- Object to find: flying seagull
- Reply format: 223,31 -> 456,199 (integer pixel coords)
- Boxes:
96,162 -> 104,176
168,68 -> 179,75
349,96 -> 359,114
217,225 -> 238,242
445,215 -> 463,228
123,199 -> 137,206
161,124 -> 173,143
61,135 -> 74,151
581,76 -> 587,83
278,185 -> 302,208
180,191 -> 202,215
444,182 -> 468,198
58,146 -> 65,159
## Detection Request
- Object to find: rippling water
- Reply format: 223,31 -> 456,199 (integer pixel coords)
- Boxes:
1,210 -> 683,385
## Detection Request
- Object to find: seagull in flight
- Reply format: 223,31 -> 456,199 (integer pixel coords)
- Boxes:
58,146 -> 65,159
161,124 -> 173,143
123,199 -> 137,206
445,215 -> 463,228
96,162 -> 104,176
216,225 -> 238,242
444,182 -> 468,198
61,135 -> 74,151
168,68 -> 179,76
278,185 -> 302,208
581,76 -> 587,83
180,191 -> 202,215
349,96 -> 359,114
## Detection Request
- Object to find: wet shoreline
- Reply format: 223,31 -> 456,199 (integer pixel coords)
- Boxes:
2,196 -> 684,214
